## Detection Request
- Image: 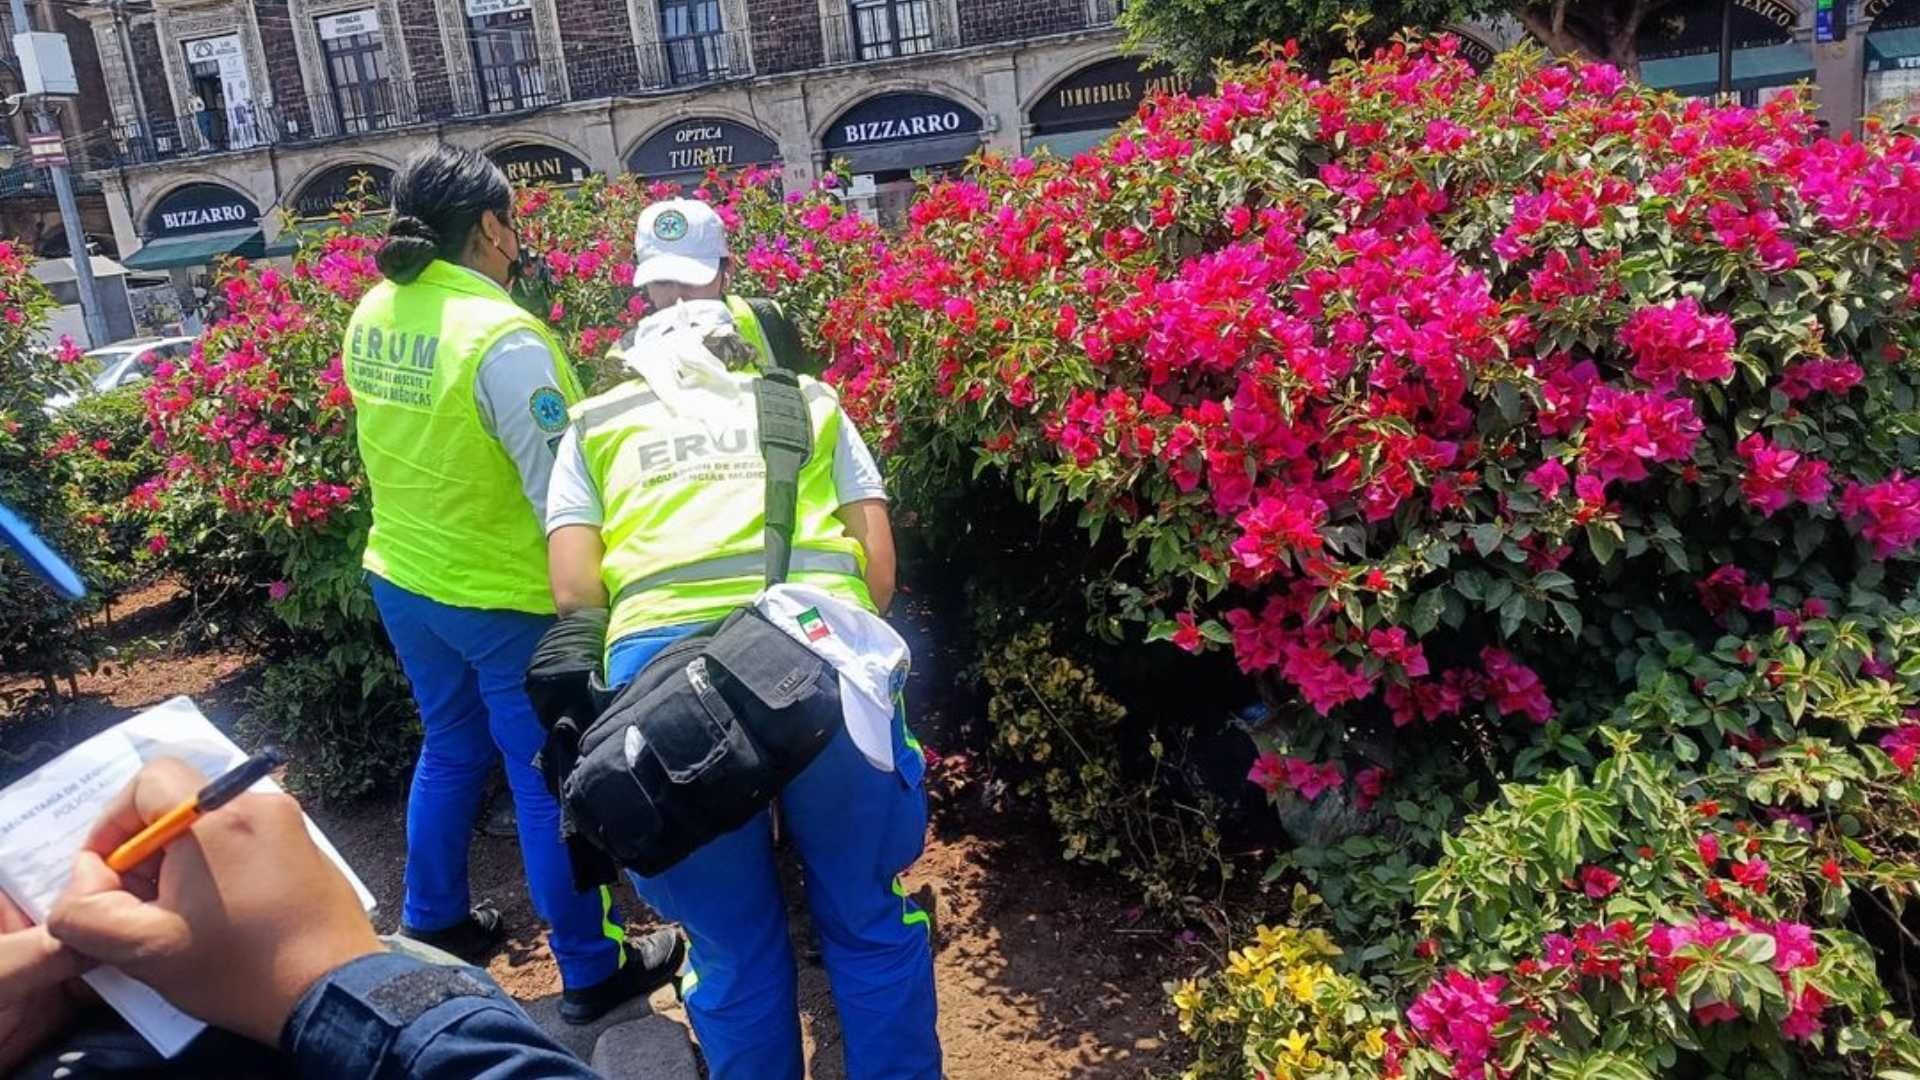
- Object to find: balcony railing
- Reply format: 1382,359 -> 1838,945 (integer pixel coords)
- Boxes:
821,6 -> 949,65
641,28 -> 751,88
94,38 -> 762,168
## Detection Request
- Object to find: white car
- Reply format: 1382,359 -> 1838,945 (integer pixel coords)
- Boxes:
44,335 -> 195,412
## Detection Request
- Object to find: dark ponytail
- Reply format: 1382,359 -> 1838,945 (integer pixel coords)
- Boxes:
377,145 -> 512,284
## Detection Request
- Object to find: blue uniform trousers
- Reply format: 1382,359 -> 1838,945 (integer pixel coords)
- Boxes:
608,625 -> 941,1080
371,575 -> 624,990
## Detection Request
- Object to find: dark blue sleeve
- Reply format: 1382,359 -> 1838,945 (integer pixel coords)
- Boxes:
281,951 -> 599,1079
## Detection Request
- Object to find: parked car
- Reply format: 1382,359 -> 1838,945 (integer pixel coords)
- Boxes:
44,335 -> 194,413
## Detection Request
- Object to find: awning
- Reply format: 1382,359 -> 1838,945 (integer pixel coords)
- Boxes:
1868,27 -> 1920,70
829,133 -> 982,176
121,228 -> 269,271
1642,43 -> 1814,96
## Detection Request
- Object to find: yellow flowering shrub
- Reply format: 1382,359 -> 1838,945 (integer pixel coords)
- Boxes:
1172,920 -> 1395,1080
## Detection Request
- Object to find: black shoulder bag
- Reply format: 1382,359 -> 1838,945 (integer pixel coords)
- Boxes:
525,370 -> 845,883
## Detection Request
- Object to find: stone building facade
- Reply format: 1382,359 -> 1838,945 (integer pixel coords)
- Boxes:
76,0 -> 1920,271
76,0 -> 1140,266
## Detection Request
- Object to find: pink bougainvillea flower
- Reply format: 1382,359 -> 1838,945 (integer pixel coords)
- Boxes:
1782,986 -> 1829,1042
267,580 -> 291,603
1764,921 -> 1819,973
1695,565 -> 1771,618
1841,474 -> 1920,556
1481,647 -> 1553,723
1618,297 -> 1737,389
1736,435 -> 1831,516
1527,459 -> 1570,499
1880,722 -> 1920,774
1696,832 -> 1721,866
1693,1000 -> 1741,1025
1579,865 -> 1621,899
1582,386 -> 1703,484
1353,766 -> 1388,811
1405,970 -> 1511,1078
1171,612 -> 1203,653
1731,858 -> 1771,893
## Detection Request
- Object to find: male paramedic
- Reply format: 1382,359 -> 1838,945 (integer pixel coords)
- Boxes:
342,145 -> 680,1024
543,198 -> 941,1079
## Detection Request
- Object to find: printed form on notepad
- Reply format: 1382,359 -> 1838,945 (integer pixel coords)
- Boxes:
0,696 -> 375,1057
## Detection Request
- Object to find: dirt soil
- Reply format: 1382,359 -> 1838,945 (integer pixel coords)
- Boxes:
0,580 -> 1196,1079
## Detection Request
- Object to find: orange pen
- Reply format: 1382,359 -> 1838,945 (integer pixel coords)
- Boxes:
105,750 -> 284,873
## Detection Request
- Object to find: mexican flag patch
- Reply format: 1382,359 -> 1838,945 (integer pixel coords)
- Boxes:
797,607 -> 832,642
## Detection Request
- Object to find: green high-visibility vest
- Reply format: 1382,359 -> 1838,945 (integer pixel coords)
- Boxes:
571,370 -> 870,646
725,294 -> 773,368
344,259 -> 584,613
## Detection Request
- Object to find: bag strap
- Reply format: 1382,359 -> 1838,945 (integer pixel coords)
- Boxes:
753,370 -> 812,588
742,296 -> 810,375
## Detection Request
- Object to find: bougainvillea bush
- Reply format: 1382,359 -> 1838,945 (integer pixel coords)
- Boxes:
0,252 -> 109,695
694,35 -> 1920,1078
126,233 -> 425,798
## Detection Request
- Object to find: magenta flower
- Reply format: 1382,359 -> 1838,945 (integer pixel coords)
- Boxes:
1840,474 -> 1920,556
1406,969 -> 1512,1078
1618,297 -> 1736,389
1582,386 -> 1703,484
1527,459 -> 1569,499
1880,722 -> 1920,774
1579,865 -> 1621,899
268,581 -> 291,603
1481,648 -> 1553,724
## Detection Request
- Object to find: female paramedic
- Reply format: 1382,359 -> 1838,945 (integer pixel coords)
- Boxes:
341,145 -> 680,1025
542,199 -> 940,1080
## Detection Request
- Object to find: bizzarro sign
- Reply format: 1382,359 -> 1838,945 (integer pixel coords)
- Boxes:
626,118 -> 779,177
822,92 -> 982,151
147,182 -> 260,237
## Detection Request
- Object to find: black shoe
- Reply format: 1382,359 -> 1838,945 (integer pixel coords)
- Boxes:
559,928 -> 686,1026
398,901 -> 505,964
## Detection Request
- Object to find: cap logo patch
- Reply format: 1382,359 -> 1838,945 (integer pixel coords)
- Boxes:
654,209 -> 689,241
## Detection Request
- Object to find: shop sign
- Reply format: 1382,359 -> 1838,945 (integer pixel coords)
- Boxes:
1452,30 -> 1497,70
1868,0 -> 1920,29
464,0 -> 531,17
487,142 -> 591,185
1028,56 -> 1198,134
316,9 -> 381,40
822,93 -> 982,150
1639,0 -> 1800,59
290,163 -> 393,219
626,118 -> 779,176
147,182 -> 259,237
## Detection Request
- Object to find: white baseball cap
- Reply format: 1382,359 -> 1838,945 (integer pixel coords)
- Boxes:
633,199 -> 727,287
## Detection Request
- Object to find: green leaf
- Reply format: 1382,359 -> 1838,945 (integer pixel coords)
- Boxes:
1587,521 -> 1619,564
1552,600 -> 1584,637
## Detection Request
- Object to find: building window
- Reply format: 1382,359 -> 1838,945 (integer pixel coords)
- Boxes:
850,0 -> 932,60
181,33 -> 261,150
469,8 -> 547,113
660,0 -> 727,85
316,12 -> 393,133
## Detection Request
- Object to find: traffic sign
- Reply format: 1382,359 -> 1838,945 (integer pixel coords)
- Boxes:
26,132 -> 66,167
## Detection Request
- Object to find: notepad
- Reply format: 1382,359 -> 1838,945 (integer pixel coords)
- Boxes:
0,696 -> 376,1058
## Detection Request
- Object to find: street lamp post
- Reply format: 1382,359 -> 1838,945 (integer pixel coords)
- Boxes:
7,0 -> 106,346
